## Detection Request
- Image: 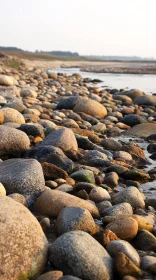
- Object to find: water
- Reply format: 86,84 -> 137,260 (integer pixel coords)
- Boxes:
51,67 -> 156,198
51,67 -> 156,94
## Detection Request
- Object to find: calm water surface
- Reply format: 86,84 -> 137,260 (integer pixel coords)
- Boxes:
51,68 -> 156,197
51,67 -> 156,94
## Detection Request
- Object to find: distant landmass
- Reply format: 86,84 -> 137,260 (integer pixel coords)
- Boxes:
0,46 -> 155,61
85,55 -> 155,61
39,51 -> 80,57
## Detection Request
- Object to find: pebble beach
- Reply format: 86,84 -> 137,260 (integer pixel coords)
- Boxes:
0,63 -> 156,280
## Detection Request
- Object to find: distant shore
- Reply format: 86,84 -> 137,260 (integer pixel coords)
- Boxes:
24,59 -> 156,75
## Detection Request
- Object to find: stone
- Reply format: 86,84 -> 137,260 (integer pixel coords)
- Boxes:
40,127 -> 78,152
102,202 -> 133,217
112,187 -> 145,209
70,170 -> 95,184
106,240 -> 140,266
47,71 -> 58,79
35,271 -> 63,280
20,88 -> 37,98
0,85 -> 20,98
132,215 -> 153,231
134,229 -> 156,252
0,196 -> 48,280
141,256 -> 156,271
34,190 -> 99,218
0,125 -> 30,156
120,114 -> 147,127
83,150 -> 108,162
49,231 -> 112,280
57,96 -> 83,110
8,193 -> 27,206
101,139 -> 122,151
4,101 -> 26,113
106,217 -> 138,240
0,182 -> 6,195
104,172 -> 119,187
0,108 -> 25,124
56,206 -> 96,235
125,123 -> 156,137
0,74 -> 15,86
41,162 -> 68,180
59,277 -> 82,280
89,187 -> 111,203
0,111 -> 4,124
0,158 -> 45,206
94,229 -> 119,246
73,99 -> 107,118
114,151 -> 132,161
25,145 -> 73,173
18,123 -> 45,138
114,252 -> 142,278
126,89 -> 144,100
134,95 -> 156,106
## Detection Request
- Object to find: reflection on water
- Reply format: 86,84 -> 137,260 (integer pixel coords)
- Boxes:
51,68 -> 156,94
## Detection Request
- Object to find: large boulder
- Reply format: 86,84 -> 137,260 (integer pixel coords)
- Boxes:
125,123 -> 156,137
34,190 -> 99,218
49,231 -> 112,280
134,95 -> 156,106
0,108 -> 25,124
0,196 -> 48,280
73,99 -> 107,118
0,158 -> 45,206
0,125 -> 30,156
40,128 -> 78,152
0,74 -> 15,86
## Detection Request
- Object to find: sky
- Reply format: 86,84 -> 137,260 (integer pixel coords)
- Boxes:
0,0 -> 156,58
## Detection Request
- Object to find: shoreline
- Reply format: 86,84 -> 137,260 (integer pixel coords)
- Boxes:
24,59 -> 156,75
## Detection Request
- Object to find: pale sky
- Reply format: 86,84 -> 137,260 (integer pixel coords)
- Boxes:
0,0 -> 156,57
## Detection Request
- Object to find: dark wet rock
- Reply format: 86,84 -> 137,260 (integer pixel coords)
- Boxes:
57,96 -> 83,109
120,114 -> 147,127
123,168 -> 150,181
134,229 -> 156,252
25,145 -> 73,173
0,158 -> 45,206
149,152 -> 156,160
18,123 -> 45,138
147,143 -> 156,153
49,231 -> 112,280
75,182 -> 97,193
145,197 -> 156,209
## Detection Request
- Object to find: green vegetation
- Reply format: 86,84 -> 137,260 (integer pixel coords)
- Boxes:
7,60 -> 21,69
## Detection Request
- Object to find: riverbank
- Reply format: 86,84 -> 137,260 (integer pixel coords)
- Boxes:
24,59 -> 156,75
0,64 -> 156,279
